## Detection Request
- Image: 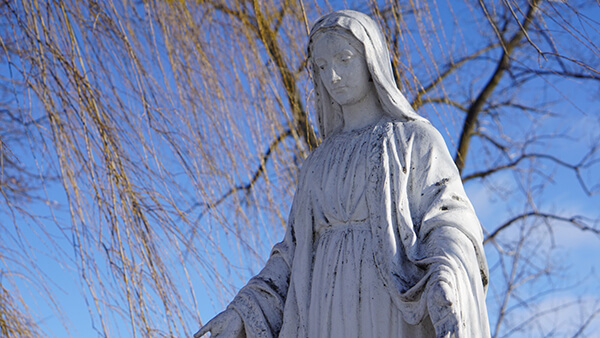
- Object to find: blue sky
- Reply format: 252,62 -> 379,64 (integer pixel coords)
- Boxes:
2,0 -> 600,337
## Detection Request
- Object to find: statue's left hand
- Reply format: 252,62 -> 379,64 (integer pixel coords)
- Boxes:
427,279 -> 460,338
194,308 -> 244,338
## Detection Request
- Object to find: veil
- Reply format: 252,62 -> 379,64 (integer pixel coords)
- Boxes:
308,10 -> 427,138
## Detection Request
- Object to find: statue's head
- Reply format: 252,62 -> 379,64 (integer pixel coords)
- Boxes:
310,27 -> 374,115
308,10 -> 425,138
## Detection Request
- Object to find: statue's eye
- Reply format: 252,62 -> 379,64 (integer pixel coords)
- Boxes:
339,51 -> 353,63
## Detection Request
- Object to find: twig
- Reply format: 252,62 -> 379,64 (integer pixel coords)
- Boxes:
196,129 -> 292,220
484,212 -> 599,244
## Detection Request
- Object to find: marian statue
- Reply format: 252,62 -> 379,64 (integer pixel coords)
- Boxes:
196,10 -> 490,338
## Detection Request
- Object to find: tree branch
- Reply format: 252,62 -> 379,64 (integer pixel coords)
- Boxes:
205,0 -> 259,34
463,148 -> 600,196
473,131 -> 509,153
271,0 -> 292,33
571,305 -> 600,338
411,43 -> 499,109
513,68 -> 600,81
454,0 -> 542,173
415,97 -> 467,112
206,0 -> 318,152
484,212 -> 599,244
251,0 -> 318,150
196,129 -> 292,220
501,0 -> 543,55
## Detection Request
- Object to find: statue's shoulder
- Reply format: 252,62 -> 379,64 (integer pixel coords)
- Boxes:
384,118 -> 441,144
299,135 -> 330,177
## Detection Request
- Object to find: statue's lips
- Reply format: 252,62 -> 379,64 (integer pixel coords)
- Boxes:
331,86 -> 348,93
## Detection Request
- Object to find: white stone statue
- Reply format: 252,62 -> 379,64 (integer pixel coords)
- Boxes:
196,10 -> 490,338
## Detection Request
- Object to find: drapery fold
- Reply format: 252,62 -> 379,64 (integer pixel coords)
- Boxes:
229,118 -> 490,338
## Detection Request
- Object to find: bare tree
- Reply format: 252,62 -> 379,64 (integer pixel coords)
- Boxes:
1,0 -> 599,336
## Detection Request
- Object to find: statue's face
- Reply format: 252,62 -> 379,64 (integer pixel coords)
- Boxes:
311,32 -> 372,107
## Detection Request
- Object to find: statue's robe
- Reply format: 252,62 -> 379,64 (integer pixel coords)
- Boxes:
228,118 -> 490,338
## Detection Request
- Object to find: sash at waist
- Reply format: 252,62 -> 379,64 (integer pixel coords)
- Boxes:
316,218 -> 370,236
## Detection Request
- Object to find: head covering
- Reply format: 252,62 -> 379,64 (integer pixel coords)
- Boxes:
308,10 -> 427,138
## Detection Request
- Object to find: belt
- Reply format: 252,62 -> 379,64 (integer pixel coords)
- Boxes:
316,218 -> 370,235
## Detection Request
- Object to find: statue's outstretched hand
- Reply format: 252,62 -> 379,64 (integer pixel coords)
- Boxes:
427,279 -> 460,338
194,308 -> 244,338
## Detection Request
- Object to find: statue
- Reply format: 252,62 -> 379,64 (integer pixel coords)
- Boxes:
196,10 -> 490,338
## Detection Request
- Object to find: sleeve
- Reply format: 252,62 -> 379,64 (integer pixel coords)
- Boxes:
405,121 -> 490,337
407,122 -> 484,248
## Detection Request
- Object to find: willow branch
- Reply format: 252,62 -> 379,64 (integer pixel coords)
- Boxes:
205,0 -> 259,34
206,1 -> 318,150
482,101 -> 558,117
252,0 -> 318,150
271,0 -> 292,33
197,129 -> 292,219
504,300 -> 584,338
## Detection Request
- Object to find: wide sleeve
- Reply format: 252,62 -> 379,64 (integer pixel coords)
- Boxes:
404,121 -> 490,337
405,122 -> 487,282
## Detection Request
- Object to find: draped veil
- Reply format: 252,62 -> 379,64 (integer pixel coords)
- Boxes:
307,10 -> 426,138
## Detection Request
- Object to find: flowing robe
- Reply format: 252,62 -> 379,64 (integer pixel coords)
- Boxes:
227,118 -> 490,337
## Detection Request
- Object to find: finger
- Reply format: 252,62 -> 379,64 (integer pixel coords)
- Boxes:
194,323 -> 211,338
436,331 -> 449,338
441,320 -> 460,338
432,281 -> 455,307
437,327 -> 454,338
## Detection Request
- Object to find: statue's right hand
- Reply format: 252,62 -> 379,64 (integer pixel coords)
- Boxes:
194,308 -> 244,338
427,279 -> 459,338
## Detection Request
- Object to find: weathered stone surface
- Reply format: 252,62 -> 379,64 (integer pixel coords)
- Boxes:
196,10 -> 490,338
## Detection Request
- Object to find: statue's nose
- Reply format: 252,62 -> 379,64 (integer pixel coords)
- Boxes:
330,67 -> 341,84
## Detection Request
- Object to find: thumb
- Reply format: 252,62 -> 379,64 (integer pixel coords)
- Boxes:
194,322 -> 212,338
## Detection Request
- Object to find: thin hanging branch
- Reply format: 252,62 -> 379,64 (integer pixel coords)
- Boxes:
251,0 -> 318,150
196,129 -> 292,220
207,0 -> 318,150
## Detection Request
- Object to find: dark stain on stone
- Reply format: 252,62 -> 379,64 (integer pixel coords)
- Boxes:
435,177 -> 450,186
